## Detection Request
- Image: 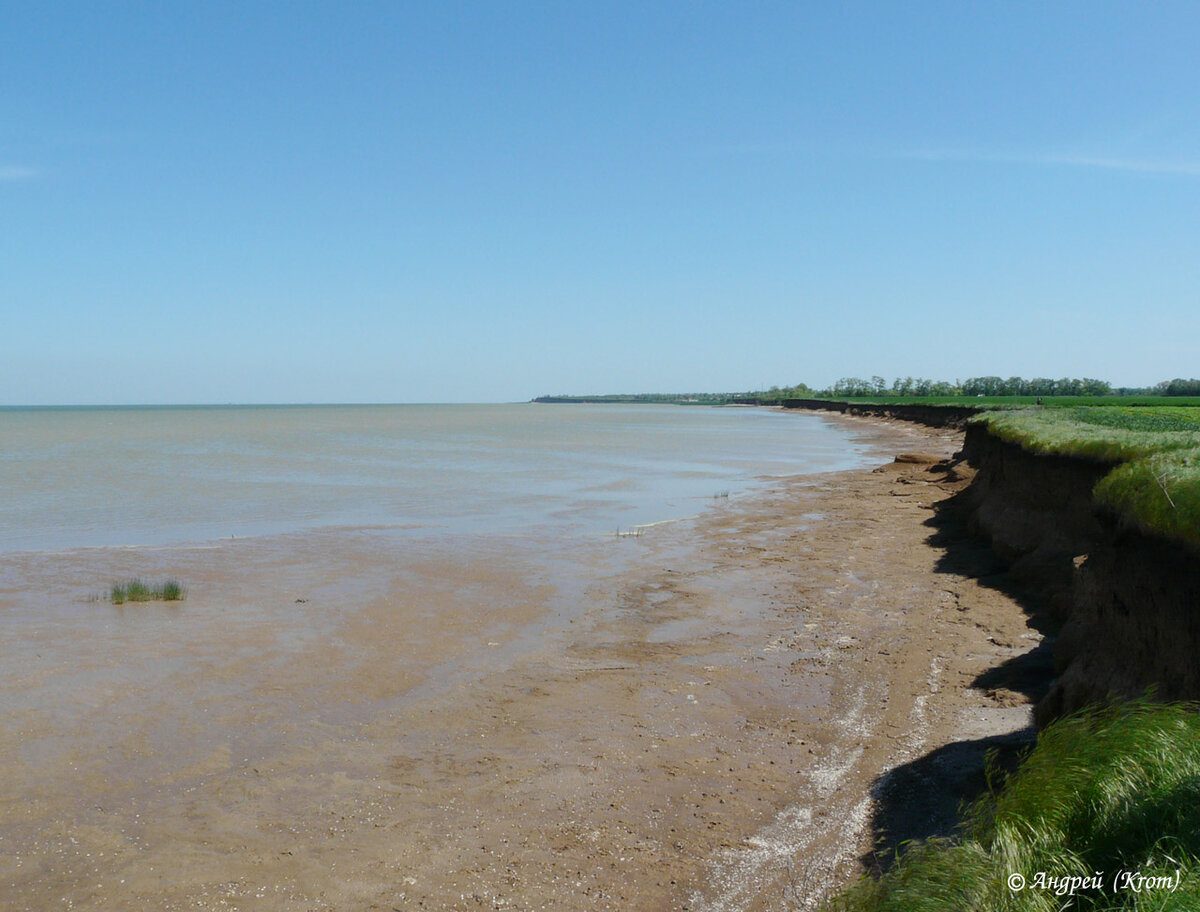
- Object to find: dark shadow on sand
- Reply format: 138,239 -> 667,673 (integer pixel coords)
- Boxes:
861,466 -> 1059,873
863,728 -> 1035,873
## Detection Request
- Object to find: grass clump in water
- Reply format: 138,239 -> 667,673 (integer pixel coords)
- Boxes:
110,577 -> 186,604
824,700 -> 1200,912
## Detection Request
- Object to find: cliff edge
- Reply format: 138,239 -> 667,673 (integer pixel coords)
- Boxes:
959,421 -> 1200,721
790,401 -> 1200,725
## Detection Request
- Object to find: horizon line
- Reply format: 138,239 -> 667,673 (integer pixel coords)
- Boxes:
0,400 -> 532,410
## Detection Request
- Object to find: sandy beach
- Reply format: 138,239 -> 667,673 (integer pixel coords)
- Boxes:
1,416 -> 1042,912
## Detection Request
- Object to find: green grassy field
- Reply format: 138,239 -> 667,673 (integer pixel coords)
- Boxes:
824,701 -> 1200,912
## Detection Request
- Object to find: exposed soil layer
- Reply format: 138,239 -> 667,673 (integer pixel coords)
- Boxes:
1045,531 -> 1200,720
781,400 -> 982,429
955,423 -> 1200,721
786,400 -> 1200,727
958,423 -> 1114,622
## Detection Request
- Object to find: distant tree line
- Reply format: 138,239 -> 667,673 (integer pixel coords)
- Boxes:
958,376 -> 1113,397
798,377 -> 1200,399
1155,378 -> 1200,396
753,383 -> 814,403
815,376 -> 1116,398
536,377 -> 1200,405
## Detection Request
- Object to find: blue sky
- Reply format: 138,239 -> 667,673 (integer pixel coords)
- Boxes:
4,2 -> 1199,404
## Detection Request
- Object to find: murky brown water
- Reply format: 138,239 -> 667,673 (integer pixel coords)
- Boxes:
0,403 -> 870,553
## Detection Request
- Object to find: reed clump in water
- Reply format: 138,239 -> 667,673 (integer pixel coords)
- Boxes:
110,578 -> 186,604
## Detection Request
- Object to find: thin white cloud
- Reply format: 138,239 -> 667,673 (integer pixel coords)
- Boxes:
1042,154 -> 1200,177
903,148 -> 1200,177
0,165 -> 40,181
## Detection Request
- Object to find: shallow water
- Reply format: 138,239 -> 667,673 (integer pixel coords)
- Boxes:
0,405 -> 912,911
0,403 -> 871,552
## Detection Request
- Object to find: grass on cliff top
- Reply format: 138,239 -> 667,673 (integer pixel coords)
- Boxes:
110,577 -> 186,604
824,700 -> 1200,912
1096,452 -> 1200,550
977,407 -> 1200,462
973,407 -> 1200,549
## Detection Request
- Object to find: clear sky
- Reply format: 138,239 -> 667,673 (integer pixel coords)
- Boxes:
4,2 -> 1199,404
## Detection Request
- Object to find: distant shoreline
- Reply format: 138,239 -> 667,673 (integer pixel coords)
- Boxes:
531,395 -> 759,405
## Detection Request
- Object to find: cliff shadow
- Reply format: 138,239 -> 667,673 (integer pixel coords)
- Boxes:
859,468 -> 1058,871
861,726 -> 1035,874
925,479 -> 1061,705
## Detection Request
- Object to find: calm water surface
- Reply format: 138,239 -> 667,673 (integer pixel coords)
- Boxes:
0,403 -> 870,553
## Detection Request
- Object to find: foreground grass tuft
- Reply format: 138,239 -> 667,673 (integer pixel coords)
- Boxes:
110,577 -> 186,604
824,701 -> 1200,912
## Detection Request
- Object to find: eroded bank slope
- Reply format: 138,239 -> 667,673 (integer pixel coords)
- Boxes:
957,422 -> 1200,721
787,398 -> 1200,724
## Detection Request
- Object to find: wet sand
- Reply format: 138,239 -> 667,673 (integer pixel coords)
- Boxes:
0,416 -> 1040,911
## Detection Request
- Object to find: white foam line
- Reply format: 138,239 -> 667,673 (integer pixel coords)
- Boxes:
631,518 -> 685,530
691,687 -> 876,912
